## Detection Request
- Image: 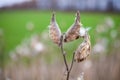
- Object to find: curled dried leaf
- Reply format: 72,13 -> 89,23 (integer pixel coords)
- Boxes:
74,33 -> 91,62
64,11 -> 81,42
49,12 -> 61,46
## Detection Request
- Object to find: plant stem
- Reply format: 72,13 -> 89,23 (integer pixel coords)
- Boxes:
59,34 -> 75,80
69,52 -> 75,73
60,35 -> 69,71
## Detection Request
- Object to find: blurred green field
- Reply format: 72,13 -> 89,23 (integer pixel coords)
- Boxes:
0,10 -> 120,54
0,10 -> 120,80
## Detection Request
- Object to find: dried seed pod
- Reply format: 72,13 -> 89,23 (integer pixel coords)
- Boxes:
64,11 -> 81,42
49,12 -> 61,46
74,33 -> 91,62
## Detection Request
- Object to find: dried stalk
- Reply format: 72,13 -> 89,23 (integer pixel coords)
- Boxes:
59,34 -> 75,80
49,11 -> 91,80
69,52 -> 75,73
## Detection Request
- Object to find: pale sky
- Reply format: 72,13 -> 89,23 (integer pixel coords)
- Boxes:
0,0 -> 31,8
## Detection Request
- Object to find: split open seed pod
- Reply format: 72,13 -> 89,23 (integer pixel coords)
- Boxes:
64,11 -> 82,42
74,33 -> 91,62
49,12 -> 61,46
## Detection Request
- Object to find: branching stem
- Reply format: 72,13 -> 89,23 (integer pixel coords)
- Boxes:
59,34 -> 75,80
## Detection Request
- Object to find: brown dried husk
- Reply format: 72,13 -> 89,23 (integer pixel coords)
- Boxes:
49,12 -> 61,46
64,11 -> 81,42
74,34 -> 91,62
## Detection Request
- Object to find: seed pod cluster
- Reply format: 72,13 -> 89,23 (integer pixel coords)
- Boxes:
74,33 -> 91,62
49,12 -> 61,46
64,11 -> 81,42
49,11 -> 91,62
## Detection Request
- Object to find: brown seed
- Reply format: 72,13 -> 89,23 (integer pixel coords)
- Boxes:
49,12 -> 61,46
64,11 -> 81,42
74,33 -> 91,62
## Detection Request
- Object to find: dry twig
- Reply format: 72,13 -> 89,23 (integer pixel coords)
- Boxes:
59,34 -> 75,80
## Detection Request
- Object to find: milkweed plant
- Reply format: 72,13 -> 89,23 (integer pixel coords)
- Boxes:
48,11 -> 91,80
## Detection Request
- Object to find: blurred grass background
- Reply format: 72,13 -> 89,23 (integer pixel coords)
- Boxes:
0,10 -> 120,80
0,11 -> 120,53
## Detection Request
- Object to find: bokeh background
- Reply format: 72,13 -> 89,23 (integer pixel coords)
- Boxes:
0,0 -> 120,80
